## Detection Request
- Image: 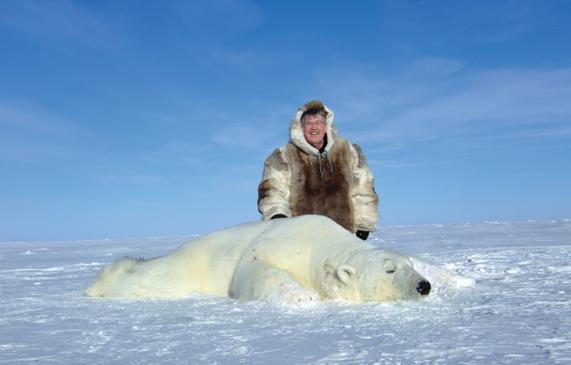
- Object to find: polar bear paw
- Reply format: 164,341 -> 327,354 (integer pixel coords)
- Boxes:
270,282 -> 320,307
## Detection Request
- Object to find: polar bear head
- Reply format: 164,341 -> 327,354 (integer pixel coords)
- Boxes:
322,250 -> 431,302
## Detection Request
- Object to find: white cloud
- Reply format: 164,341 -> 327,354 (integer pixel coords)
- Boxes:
144,96 -> 291,153
142,141 -> 215,168
211,124 -> 275,150
173,0 -> 263,39
97,173 -> 170,185
0,102 -> 80,134
0,0 -> 116,49
0,101 -> 86,162
0,135 -> 73,162
317,62 -> 571,149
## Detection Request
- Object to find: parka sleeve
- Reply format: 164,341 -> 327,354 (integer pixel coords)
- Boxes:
257,147 -> 292,220
350,144 -> 379,232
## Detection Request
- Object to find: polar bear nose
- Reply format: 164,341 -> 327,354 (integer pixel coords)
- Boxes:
416,280 -> 431,295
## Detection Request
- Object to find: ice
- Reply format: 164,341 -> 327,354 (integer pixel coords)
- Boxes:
1,220 -> 570,364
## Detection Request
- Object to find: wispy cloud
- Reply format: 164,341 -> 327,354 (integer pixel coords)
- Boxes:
318,60 -> 571,151
0,0 -> 116,49
211,124 -> 280,150
0,101 -> 85,162
172,0 -> 263,39
200,42 -> 303,75
142,141 -> 216,168
0,102 -> 80,134
96,173 -> 171,185
0,134 -> 73,163
144,96 -> 291,153
209,105 -> 290,152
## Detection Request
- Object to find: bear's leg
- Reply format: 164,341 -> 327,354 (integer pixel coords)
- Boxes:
229,260 -> 319,306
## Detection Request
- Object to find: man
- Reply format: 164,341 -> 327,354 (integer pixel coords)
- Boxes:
257,100 -> 378,240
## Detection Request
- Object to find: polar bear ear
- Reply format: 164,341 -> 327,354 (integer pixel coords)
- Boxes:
324,261 -> 357,285
335,265 -> 357,284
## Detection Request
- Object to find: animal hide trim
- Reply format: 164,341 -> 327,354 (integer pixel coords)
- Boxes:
285,138 -> 356,232
257,148 -> 290,209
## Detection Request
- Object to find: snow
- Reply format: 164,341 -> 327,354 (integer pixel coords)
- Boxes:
1,220 -> 570,364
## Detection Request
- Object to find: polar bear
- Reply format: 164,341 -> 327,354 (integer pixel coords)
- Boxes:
85,215 -> 432,304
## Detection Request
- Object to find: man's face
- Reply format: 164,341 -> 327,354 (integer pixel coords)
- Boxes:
302,113 -> 327,150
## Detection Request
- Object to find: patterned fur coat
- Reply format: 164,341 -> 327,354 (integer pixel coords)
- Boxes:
257,101 -> 378,233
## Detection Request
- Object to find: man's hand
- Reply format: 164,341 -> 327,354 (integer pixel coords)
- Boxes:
356,230 -> 369,240
270,214 -> 287,220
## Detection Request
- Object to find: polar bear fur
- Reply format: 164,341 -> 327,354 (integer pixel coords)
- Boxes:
85,215 -> 432,304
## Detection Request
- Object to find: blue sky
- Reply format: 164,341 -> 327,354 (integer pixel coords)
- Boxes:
1,0 -> 570,241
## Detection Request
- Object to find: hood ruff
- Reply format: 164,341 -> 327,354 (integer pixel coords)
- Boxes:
290,102 -> 336,178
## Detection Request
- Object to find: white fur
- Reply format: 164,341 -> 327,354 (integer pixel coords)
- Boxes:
85,216 -> 431,305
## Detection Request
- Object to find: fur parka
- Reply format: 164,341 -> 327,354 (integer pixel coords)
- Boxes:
257,101 -> 379,233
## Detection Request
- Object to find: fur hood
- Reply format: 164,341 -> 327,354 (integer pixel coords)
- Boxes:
289,100 -> 337,156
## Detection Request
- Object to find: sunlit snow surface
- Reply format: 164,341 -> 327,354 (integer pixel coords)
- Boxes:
1,220 -> 570,364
